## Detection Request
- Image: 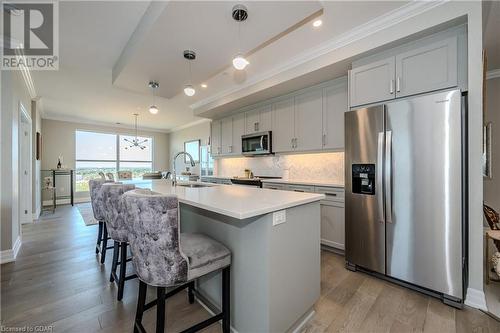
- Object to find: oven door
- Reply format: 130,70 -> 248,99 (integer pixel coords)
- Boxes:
242,132 -> 271,155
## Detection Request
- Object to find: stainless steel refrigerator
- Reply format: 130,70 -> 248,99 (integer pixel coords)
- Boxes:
345,89 -> 466,307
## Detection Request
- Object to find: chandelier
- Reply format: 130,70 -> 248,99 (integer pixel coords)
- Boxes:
124,113 -> 148,150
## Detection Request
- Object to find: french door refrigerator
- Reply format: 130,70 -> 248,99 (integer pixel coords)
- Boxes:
345,89 -> 465,307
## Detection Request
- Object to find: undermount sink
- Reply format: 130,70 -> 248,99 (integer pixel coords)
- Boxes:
177,183 -> 211,188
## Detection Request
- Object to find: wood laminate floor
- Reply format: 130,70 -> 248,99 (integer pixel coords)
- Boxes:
1,204 -> 499,332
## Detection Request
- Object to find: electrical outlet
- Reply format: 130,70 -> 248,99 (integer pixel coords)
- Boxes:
273,210 -> 286,226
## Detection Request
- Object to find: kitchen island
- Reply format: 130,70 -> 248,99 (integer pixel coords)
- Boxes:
128,179 -> 324,332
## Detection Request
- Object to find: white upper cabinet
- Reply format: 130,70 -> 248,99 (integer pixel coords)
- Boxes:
323,83 -> 347,150
272,97 -> 295,153
245,109 -> 260,134
221,117 -> 233,155
294,89 -> 323,151
231,113 -> 245,155
259,105 -> 273,132
211,120 -> 222,157
349,26 -> 465,108
349,56 -> 396,107
395,36 -> 458,98
245,105 -> 273,134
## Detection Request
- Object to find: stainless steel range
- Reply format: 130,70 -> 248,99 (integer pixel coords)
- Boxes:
230,176 -> 280,188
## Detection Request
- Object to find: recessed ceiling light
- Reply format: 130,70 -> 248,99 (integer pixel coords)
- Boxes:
313,19 -> 322,28
201,83 -> 208,88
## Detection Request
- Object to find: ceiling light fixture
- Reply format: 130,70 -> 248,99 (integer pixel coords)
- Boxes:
148,81 -> 159,114
124,113 -> 148,150
313,19 -> 322,28
183,50 -> 196,97
201,83 -> 208,88
232,4 -> 249,71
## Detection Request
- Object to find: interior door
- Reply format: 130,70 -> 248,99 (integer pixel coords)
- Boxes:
345,105 -> 385,274
385,89 -> 463,298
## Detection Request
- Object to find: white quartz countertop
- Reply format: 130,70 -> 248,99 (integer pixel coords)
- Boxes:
125,179 -> 324,220
260,178 -> 345,188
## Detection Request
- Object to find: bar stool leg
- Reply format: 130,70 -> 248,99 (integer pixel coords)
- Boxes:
188,281 -> 195,304
222,266 -> 230,333
156,287 -> 166,333
117,242 -> 127,301
134,281 -> 147,333
101,224 -> 108,264
96,221 -> 103,254
110,241 -> 119,282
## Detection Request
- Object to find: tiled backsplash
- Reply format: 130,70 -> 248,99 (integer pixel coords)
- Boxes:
215,152 -> 345,184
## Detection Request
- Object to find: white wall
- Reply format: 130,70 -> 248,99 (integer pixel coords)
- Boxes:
41,118 -> 170,199
168,121 -> 211,176
1,70 -> 32,252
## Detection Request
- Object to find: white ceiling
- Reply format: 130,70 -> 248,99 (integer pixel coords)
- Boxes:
112,1 -> 323,98
35,1 -> 421,132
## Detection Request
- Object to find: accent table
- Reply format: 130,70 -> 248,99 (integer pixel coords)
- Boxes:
42,169 -> 74,208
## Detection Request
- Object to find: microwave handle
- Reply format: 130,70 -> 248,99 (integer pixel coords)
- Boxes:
260,135 -> 264,150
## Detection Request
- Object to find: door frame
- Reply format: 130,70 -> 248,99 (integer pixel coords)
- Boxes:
19,102 -> 33,224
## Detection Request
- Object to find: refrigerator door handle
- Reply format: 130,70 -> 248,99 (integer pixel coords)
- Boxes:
385,130 -> 393,223
377,132 -> 385,223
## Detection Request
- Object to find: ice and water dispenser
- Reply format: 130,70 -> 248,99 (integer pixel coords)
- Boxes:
352,164 -> 376,195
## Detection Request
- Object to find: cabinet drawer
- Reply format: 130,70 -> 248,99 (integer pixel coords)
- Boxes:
262,183 -> 286,190
287,184 -> 315,193
314,186 -> 344,203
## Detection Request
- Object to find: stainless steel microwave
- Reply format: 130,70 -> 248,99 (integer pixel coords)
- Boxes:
242,131 -> 272,156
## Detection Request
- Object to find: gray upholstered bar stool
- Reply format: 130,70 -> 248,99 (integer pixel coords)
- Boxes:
89,179 -> 113,264
122,189 -> 231,333
100,182 -> 136,301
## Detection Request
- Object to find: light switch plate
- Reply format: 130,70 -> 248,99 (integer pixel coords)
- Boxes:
273,210 -> 286,226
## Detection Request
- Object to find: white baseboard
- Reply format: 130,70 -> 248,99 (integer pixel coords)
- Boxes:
0,236 -> 22,264
291,309 -> 315,333
465,287 -> 487,311
321,239 -> 345,250
33,206 -> 41,220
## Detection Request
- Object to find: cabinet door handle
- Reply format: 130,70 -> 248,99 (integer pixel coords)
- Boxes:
390,79 -> 394,94
396,77 -> 401,92
322,134 -> 326,146
293,189 -> 305,192
324,192 -> 338,197
254,122 -> 259,132
291,138 -> 294,148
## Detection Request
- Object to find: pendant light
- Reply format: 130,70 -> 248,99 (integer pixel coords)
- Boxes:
232,5 -> 249,71
183,50 -> 196,97
124,114 -> 148,150
148,81 -> 159,114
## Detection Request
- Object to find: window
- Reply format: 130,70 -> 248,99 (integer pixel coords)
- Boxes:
75,131 -> 153,192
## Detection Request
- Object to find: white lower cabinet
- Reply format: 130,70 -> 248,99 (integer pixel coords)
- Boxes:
320,202 -> 345,250
263,182 -> 345,251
